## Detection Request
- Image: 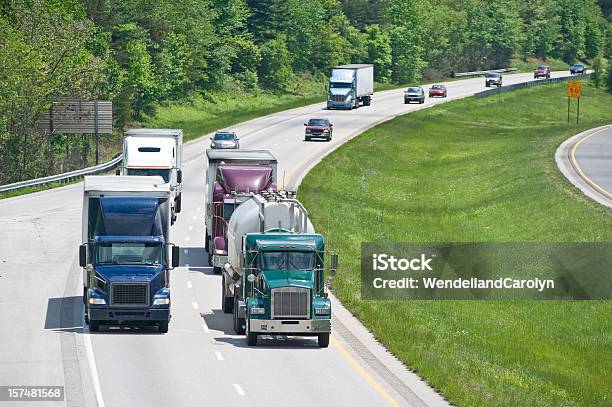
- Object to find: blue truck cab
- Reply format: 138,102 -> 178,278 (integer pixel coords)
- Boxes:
79,176 -> 179,333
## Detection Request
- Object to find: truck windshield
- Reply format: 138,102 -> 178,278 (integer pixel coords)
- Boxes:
96,243 -> 164,265
127,168 -> 171,183
329,82 -> 351,89
260,251 -> 315,270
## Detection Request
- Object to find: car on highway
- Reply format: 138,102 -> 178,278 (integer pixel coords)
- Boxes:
485,72 -> 502,87
534,65 -> 551,79
304,118 -> 333,141
570,64 -> 586,75
428,84 -> 447,98
404,87 -> 425,104
211,131 -> 239,149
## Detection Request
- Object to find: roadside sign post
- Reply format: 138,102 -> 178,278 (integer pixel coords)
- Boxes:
567,81 -> 581,124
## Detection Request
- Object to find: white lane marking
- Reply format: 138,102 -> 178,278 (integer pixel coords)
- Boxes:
188,225 -> 194,230
192,301 -> 199,309
232,384 -> 245,396
183,249 -> 188,254
84,328 -> 106,407
202,322 -> 211,334
185,236 -> 190,242
186,281 -> 192,289
214,351 -> 224,361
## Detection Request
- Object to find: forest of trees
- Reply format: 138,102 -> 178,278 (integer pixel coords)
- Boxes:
0,0 -> 610,184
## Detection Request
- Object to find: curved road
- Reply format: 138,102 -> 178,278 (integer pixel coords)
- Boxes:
556,124 -> 612,208
0,71 -> 572,407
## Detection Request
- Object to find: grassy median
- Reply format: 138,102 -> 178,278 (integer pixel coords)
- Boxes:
299,81 -> 612,407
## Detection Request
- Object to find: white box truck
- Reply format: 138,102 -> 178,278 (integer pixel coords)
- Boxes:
122,129 -> 183,223
327,64 -> 374,110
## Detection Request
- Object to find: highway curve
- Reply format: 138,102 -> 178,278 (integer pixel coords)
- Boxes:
0,71 -> 572,407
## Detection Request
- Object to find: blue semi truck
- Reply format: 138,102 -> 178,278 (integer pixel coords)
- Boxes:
79,176 -> 180,332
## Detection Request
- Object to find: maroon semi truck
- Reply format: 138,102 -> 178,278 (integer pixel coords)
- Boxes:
204,150 -> 278,273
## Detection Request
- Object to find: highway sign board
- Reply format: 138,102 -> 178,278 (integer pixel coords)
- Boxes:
568,81 -> 581,98
38,99 -> 112,134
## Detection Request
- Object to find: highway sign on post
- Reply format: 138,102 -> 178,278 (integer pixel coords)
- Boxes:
568,81 -> 581,97
38,99 -> 112,164
567,81 -> 581,124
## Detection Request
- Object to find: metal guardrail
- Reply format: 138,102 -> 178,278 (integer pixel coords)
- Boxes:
474,73 -> 591,98
0,154 -> 123,193
452,68 -> 518,78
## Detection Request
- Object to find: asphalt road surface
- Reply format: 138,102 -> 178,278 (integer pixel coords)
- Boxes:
570,125 -> 612,203
0,71 -> 573,407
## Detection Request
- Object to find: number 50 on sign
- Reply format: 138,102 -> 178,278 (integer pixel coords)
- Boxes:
568,81 -> 581,97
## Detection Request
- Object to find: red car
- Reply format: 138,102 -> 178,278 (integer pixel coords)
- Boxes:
534,65 -> 550,79
428,84 -> 447,98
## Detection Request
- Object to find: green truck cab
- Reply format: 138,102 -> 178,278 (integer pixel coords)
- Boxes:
222,191 -> 337,347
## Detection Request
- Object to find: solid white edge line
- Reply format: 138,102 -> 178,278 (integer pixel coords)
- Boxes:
214,351 -> 224,361
83,326 -> 106,407
232,383 -> 245,396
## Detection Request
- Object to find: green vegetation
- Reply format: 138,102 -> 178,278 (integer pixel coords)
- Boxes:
299,81 -> 612,407
1,0 -> 608,185
509,56 -> 580,73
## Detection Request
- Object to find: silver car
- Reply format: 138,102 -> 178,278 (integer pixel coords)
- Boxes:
404,87 -> 425,104
211,131 -> 239,149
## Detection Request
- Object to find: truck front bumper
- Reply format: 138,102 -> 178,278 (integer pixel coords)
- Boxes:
89,307 -> 170,324
249,318 -> 331,335
327,101 -> 352,109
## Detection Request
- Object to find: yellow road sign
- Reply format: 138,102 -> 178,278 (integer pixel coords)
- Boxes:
568,81 -> 581,98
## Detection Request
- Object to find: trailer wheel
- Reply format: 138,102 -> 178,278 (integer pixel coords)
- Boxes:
318,333 -> 330,348
247,332 -> 258,346
175,193 -> 182,213
158,321 -> 169,333
233,297 -> 245,335
221,274 -> 233,314
89,320 -> 100,332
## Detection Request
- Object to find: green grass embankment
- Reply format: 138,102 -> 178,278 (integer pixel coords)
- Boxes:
299,80 -> 612,407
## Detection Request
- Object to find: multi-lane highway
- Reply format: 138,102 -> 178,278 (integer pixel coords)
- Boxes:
0,71 -> 574,407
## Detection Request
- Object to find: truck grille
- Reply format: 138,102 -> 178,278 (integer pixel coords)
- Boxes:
271,287 -> 310,319
110,282 -> 149,307
332,94 -> 345,102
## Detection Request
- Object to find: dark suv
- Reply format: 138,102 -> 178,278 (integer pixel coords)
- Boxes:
570,64 -> 586,75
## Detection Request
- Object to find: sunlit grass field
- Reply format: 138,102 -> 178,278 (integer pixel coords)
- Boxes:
300,81 -> 612,407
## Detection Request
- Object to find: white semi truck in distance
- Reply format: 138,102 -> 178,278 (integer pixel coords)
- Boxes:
122,129 -> 183,223
327,64 -> 374,110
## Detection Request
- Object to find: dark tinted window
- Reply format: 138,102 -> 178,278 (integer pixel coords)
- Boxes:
138,147 -> 161,152
214,133 -> 236,141
308,119 -> 329,126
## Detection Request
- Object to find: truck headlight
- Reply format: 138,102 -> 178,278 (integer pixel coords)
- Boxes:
315,306 -> 330,315
153,297 -> 170,305
88,297 -> 106,305
250,307 -> 265,315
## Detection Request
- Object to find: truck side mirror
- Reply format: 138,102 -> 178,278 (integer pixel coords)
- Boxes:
330,252 -> 338,275
177,170 -> 182,183
172,245 -> 180,268
79,244 -> 87,268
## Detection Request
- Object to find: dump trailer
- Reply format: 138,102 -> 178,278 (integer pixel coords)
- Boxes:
122,129 -> 183,223
204,149 -> 278,273
327,64 -> 374,110
222,190 -> 338,347
79,176 -> 180,333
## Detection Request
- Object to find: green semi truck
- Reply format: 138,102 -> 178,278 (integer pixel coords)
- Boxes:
222,190 -> 337,347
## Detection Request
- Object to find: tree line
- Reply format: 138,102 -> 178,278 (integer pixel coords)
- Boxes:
0,0 -> 609,185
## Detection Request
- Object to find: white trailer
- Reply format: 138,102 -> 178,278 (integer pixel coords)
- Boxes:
327,64 -> 374,110
123,129 -> 183,222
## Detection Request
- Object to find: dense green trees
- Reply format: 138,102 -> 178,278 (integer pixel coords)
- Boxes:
0,0 -> 610,184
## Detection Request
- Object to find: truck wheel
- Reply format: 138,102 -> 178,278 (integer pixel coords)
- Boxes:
247,332 -> 258,346
233,297 -> 245,335
89,320 -> 100,332
318,333 -> 330,348
222,274 -> 233,314
158,321 -> 169,333
175,194 -> 182,213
